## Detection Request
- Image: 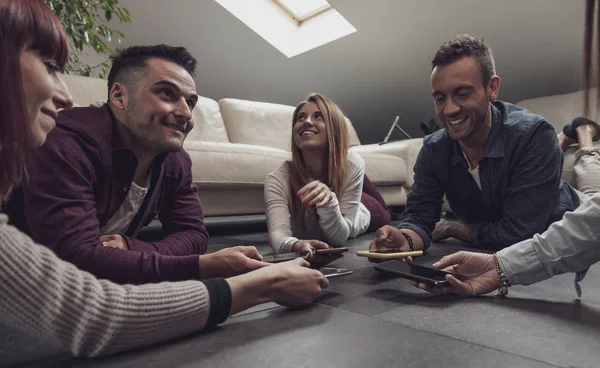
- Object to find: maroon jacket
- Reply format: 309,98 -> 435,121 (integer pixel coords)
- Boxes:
7,105 -> 209,284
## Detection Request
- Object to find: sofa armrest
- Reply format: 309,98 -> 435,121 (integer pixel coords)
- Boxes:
350,138 -> 423,187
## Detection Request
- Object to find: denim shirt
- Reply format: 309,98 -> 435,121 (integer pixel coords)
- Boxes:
398,101 -> 580,250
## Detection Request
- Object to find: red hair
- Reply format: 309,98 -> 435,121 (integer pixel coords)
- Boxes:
0,0 -> 68,203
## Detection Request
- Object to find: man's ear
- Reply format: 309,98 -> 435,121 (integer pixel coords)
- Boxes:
487,75 -> 501,102
108,82 -> 128,109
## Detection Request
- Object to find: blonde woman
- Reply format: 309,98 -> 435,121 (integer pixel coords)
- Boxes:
265,93 -> 391,255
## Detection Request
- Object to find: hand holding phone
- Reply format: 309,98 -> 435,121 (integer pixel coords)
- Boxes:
374,261 -> 453,286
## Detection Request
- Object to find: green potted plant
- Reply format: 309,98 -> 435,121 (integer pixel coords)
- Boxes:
46,0 -> 132,78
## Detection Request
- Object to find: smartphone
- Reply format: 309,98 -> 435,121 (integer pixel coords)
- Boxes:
320,267 -> 353,278
373,261 -> 452,286
314,247 -> 348,255
262,251 -> 310,263
356,250 -> 423,259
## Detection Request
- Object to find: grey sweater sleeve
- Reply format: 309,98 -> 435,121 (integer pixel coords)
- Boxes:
0,215 -> 230,361
497,193 -> 600,286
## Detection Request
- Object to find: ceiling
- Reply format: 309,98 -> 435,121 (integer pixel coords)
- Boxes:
110,0 -> 585,143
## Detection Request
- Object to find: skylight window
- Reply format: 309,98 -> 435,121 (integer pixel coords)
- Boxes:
214,0 -> 356,58
274,0 -> 331,23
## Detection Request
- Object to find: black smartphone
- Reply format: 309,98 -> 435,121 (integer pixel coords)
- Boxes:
262,251 -> 310,263
313,247 -> 348,255
320,267 -> 353,278
373,261 -> 452,286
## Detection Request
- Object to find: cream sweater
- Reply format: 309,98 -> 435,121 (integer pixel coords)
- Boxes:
265,151 -> 371,253
0,214 -> 228,366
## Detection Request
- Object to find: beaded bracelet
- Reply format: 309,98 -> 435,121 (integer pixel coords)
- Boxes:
400,231 -> 414,251
493,253 -> 511,297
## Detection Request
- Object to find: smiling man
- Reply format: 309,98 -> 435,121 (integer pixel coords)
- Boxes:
370,34 -> 580,253
6,45 -> 268,284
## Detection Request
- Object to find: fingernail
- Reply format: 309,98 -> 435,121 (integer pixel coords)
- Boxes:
432,262 -> 439,268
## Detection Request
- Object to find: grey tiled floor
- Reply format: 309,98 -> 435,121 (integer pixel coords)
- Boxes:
28,226 -> 600,367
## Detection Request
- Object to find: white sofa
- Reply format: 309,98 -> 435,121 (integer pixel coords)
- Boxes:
60,74 -> 422,216
517,88 -> 600,187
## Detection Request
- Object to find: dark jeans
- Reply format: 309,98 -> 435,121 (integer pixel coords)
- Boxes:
361,175 -> 392,232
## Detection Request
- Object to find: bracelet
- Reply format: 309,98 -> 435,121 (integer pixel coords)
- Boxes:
400,231 -> 414,251
493,253 -> 511,297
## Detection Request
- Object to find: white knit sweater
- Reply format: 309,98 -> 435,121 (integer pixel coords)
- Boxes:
0,214 -> 214,365
265,151 -> 371,253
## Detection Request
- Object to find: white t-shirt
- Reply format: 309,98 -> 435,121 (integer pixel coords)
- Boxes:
462,150 -> 482,190
101,177 -> 151,235
264,151 -> 371,253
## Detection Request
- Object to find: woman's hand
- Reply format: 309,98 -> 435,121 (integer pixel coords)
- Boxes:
297,180 -> 335,208
292,240 -> 343,268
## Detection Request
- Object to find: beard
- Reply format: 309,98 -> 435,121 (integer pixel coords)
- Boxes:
123,100 -> 185,153
443,101 -> 490,143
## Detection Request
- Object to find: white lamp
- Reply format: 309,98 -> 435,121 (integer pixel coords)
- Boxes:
380,115 -> 412,145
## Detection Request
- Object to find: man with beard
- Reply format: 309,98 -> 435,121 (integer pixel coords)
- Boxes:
6,45 -> 269,284
370,34 -> 580,253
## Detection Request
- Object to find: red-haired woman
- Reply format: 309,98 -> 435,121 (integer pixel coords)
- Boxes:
0,1 -> 327,364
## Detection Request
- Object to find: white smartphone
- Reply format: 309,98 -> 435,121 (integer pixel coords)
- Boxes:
320,267 -> 353,278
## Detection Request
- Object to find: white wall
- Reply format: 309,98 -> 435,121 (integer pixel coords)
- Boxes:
104,0 -> 585,143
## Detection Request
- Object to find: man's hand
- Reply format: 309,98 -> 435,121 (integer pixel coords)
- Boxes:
369,225 -> 406,250
432,218 -> 470,243
100,234 -> 128,250
367,225 -> 410,263
368,226 -> 425,263
410,251 -> 500,296
292,239 -> 342,268
297,180 -> 335,208
199,246 -> 270,279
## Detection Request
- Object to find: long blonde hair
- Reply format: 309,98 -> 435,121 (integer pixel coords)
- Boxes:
288,93 -> 350,233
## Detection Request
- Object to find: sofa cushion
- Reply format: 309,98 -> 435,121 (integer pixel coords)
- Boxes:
346,117 -> 361,147
187,96 -> 230,143
517,88 -> 599,132
219,98 -> 361,151
60,73 -> 108,107
184,141 -> 405,188
219,98 -> 295,151
183,141 -> 290,186
354,151 -> 407,186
